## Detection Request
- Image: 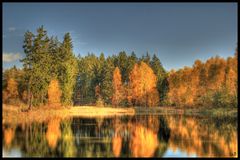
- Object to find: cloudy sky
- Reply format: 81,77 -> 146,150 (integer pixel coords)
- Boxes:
3,3 -> 237,71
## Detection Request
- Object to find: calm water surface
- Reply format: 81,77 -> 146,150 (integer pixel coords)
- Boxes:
2,114 -> 237,157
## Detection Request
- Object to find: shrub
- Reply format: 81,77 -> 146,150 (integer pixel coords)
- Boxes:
212,90 -> 237,108
96,97 -> 104,107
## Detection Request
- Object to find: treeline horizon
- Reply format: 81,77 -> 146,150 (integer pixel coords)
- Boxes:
2,26 -> 238,108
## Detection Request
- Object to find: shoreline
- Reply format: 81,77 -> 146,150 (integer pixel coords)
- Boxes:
2,104 -> 237,125
2,104 -> 135,125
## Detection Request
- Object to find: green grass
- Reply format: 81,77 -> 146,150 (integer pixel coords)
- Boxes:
198,107 -> 237,117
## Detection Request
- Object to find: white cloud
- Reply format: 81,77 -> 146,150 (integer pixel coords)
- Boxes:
3,52 -> 21,62
8,27 -> 16,32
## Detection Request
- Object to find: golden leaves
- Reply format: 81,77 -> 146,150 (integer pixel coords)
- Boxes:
129,61 -> 159,107
48,79 -> 62,106
112,67 -> 124,106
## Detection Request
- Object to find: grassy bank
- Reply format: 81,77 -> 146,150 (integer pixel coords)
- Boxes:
134,106 -> 237,117
2,104 -> 237,125
197,107 -> 238,118
2,104 -> 135,125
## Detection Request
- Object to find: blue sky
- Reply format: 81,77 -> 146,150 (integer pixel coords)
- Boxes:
3,3 -> 237,71
163,148 -> 197,157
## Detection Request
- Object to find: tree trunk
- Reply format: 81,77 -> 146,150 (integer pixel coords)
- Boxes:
28,94 -> 32,111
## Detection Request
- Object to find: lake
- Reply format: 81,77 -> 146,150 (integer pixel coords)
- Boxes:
2,113 -> 237,157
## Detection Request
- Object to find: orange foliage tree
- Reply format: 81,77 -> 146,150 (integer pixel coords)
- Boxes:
129,61 -> 159,107
167,54 -> 237,107
95,84 -> 104,107
2,90 -> 9,103
167,64 -> 195,106
48,79 -> 62,106
206,56 -> 226,91
112,67 -> 124,106
4,78 -> 19,103
7,78 -> 19,99
225,55 -> 237,96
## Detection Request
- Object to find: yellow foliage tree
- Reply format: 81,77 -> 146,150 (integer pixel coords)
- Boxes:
3,78 -> 19,104
206,56 -> 226,91
167,54 -> 237,107
48,79 -> 62,106
129,61 -> 159,107
6,78 -> 19,99
112,67 -> 124,106
2,90 -> 9,103
225,56 -> 237,96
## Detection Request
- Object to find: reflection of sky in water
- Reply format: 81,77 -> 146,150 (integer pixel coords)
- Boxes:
3,148 -> 22,157
163,148 -> 197,157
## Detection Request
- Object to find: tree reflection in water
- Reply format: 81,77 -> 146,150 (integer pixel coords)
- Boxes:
3,126 -> 16,149
166,115 -> 237,157
129,124 -> 159,157
59,118 -> 77,157
112,118 -> 122,157
46,117 -> 61,149
2,114 -> 237,157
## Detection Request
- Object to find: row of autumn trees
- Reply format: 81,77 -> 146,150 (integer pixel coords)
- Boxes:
75,50 -> 167,107
2,26 -> 238,108
167,53 -> 238,107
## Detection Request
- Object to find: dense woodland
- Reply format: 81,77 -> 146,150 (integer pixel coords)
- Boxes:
2,26 -> 238,108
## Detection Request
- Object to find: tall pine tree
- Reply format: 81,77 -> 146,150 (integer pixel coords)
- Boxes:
150,54 -> 168,103
59,33 -> 78,106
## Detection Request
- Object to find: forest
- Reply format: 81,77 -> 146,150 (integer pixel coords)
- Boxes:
2,26 -> 238,109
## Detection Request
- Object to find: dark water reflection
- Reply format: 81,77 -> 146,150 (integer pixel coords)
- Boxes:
2,114 -> 238,157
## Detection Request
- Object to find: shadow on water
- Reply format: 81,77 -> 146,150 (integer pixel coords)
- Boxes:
2,113 -> 238,157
